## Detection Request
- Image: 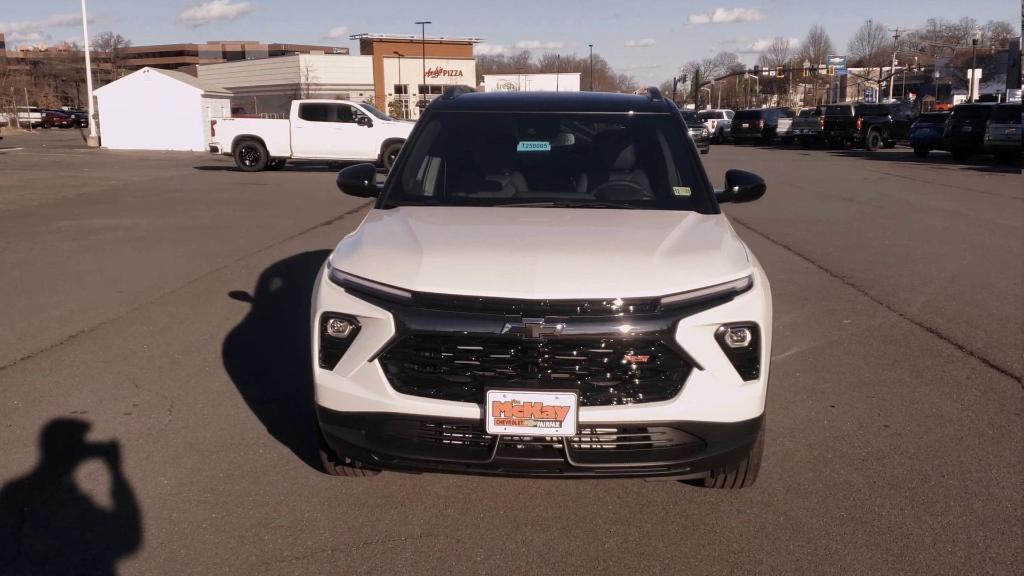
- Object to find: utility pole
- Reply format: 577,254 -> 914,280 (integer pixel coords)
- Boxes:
888,27 -> 902,101
588,44 -> 594,91
81,0 -> 99,146
415,21 -> 431,110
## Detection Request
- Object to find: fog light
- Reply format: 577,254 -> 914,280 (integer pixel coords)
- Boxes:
325,317 -> 354,339
723,327 -> 752,349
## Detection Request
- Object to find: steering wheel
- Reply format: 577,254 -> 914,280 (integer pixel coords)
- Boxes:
591,179 -> 650,200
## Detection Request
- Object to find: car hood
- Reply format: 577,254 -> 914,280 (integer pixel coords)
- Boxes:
331,207 -> 752,299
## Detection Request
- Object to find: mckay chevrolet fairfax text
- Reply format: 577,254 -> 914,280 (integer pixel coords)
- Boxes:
312,87 -> 772,488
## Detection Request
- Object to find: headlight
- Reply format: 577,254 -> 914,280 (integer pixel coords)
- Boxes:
329,268 -> 413,302
659,275 -> 752,309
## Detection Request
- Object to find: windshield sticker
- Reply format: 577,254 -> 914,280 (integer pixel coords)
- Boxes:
517,141 -> 552,152
672,186 -> 692,197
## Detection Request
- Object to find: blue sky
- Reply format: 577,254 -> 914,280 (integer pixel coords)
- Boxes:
2,1 -> 1019,82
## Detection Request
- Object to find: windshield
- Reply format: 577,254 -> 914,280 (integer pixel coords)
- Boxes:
360,103 -> 392,121
989,106 -> 1021,124
824,105 -> 853,116
381,111 -> 714,213
798,108 -> 819,118
951,105 -> 993,121
733,110 -> 762,121
915,113 -> 949,124
855,104 -> 891,116
679,111 -> 698,125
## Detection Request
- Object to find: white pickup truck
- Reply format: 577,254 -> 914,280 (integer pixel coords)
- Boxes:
209,99 -> 413,172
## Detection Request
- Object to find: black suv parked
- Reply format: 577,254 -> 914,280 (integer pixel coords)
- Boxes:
910,112 -> 950,157
822,102 -> 915,150
730,108 -> 786,144
943,104 -> 996,161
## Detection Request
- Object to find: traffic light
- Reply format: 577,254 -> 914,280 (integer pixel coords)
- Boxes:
827,65 -> 836,76
753,65 -> 761,76
776,66 -> 784,78
802,67 -> 810,78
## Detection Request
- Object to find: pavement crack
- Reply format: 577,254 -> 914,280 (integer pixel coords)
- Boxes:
0,200 -> 372,374
731,216 -> 1023,387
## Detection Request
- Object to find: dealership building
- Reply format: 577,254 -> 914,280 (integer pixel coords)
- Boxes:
190,33 -> 479,118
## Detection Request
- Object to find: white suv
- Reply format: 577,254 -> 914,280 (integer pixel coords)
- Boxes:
312,88 -> 772,488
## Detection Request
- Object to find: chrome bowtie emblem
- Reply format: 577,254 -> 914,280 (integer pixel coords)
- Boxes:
502,317 -> 566,340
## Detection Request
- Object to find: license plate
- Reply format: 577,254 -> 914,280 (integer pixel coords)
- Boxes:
486,389 -> 578,436
961,126 -> 972,132
742,123 -> 749,128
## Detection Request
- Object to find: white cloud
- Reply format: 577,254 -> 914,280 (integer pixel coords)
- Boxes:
515,40 -> 565,50
178,0 -> 255,28
624,38 -> 656,48
0,12 -> 88,44
688,7 -> 763,25
475,43 -> 509,56
721,36 -> 799,54
324,26 -> 348,40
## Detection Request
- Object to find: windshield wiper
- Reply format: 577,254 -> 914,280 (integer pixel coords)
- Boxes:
499,201 -> 641,209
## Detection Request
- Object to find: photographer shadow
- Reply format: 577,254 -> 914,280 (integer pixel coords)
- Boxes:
0,418 -> 142,576
221,250 -> 332,470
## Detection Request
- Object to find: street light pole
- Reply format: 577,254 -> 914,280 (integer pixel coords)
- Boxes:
588,44 -> 595,91
415,21 -> 431,109
969,28 -> 980,102
80,0 -> 99,146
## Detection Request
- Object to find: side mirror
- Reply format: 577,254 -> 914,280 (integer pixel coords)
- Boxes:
356,116 -> 373,128
716,169 -> 766,204
336,163 -> 381,198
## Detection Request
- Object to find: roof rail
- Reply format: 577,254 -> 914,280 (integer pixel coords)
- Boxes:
645,86 -> 664,102
441,85 -> 476,100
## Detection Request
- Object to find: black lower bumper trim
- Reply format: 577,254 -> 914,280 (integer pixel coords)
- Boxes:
317,407 -> 763,479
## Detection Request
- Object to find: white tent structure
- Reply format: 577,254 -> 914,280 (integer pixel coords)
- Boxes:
94,67 -> 232,151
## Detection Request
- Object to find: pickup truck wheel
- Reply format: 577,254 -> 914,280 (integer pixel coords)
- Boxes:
684,427 -> 764,490
381,142 -> 403,171
234,139 -> 268,172
865,130 -> 883,152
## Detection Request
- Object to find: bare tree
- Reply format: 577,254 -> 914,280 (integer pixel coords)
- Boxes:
92,32 -> 132,84
799,25 -> 835,67
849,19 -> 889,85
758,37 -> 793,69
476,50 -> 636,93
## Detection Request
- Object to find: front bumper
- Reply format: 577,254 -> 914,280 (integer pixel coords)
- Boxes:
318,407 -> 763,478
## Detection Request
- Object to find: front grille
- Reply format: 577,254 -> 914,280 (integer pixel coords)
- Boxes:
417,421 -> 703,452
380,335 -> 691,406
411,293 -> 661,316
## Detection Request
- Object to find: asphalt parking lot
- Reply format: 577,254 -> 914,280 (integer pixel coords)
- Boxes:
1,129 -> 1021,575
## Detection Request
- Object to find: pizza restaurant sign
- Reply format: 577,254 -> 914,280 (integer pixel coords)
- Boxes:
424,66 -> 464,79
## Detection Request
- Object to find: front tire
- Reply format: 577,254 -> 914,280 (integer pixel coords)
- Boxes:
686,427 -> 764,489
233,139 -> 268,172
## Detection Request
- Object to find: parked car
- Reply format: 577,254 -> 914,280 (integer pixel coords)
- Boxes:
696,109 -> 734,143
62,109 -> 90,128
910,112 -> 951,157
822,102 -> 915,150
16,107 -> 44,128
209,99 -> 413,172
317,87 -> 772,486
983,103 -> 1021,163
775,108 -> 797,145
42,110 -> 75,129
680,110 -> 711,154
731,108 -> 786,144
790,107 -> 824,147
943,103 -> 996,161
